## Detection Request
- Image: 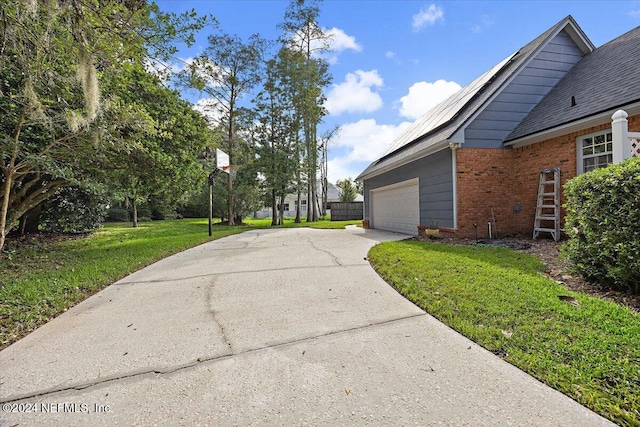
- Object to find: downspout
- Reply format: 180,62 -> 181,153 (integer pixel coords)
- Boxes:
449,142 -> 460,229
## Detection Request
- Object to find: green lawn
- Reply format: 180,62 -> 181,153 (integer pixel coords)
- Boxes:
244,217 -> 362,229
0,218 -> 361,349
368,240 -> 640,426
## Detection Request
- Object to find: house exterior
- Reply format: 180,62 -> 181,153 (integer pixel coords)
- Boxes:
255,182 -> 364,219
357,16 -> 640,238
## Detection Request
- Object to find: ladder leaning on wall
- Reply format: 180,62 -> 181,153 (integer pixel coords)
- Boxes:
533,167 -> 561,242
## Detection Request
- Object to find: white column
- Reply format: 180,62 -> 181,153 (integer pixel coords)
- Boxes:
611,110 -> 629,163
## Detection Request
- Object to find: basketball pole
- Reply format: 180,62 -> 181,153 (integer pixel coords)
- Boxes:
208,170 -> 218,237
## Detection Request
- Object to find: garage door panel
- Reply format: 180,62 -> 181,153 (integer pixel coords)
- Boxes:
371,180 -> 419,235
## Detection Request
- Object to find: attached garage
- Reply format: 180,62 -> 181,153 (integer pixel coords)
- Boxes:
370,179 -> 420,235
361,149 -> 454,236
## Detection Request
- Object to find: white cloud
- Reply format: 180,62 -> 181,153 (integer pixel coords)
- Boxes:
325,70 -> 384,115
317,27 -> 361,64
327,119 -> 413,183
385,51 -> 396,59
399,79 -> 461,120
412,4 -> 444,31
145,56 -> 195,82
192,98 -> 224,127
628,10 -> 640,18
325,27 -> 362,53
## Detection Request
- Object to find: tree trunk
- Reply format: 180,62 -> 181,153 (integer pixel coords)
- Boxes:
322,176 -> 327,217
19,204 -> 42,235
0,169 -> 14,252
306,183 -> 312,222
271,190 -> 277,226
132,199 -> 138,228
227,168 -> 234,226
295,191 -> 301,223
278,194 -> 285,225
227,108 -> 235,226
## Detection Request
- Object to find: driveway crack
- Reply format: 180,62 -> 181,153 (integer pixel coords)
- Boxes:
0,313 -> 426,404
298,232 -> 343,266
206,277 -> 235,355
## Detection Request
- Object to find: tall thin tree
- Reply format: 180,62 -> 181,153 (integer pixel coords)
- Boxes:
185,32 -> 265,225
279,0 -> 331,222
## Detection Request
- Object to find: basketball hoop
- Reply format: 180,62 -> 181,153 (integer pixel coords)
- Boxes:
215,149 -> 237,181
223,165 -> 237,181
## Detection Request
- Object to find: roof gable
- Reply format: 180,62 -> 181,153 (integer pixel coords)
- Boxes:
506,24 -> 640,143
377,53 -> 516,157
357,16 -> 593,181
460,28 -> 588,148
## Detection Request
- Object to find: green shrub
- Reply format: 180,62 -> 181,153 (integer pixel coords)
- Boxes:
106,207 -> 130,222
40,186 -> 109,233
564,157 -> 640,294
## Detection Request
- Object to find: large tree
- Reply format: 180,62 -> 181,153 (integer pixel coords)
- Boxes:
184,32 -> 266,225
0,0 -> 207,250
253,49 -> 299,225
103,64 -> 211,227
279,0 -> 331,222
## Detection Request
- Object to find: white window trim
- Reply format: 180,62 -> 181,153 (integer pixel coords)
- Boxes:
576,129 -> 613,174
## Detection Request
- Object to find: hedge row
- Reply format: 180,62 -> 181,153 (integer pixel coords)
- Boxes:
564,157 -> 640,294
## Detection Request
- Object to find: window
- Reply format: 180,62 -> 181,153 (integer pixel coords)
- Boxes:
276,203 -> 290,211
578,131 -> 613,173
294,200 -> 308,211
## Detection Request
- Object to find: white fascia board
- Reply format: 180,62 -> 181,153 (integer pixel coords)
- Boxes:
563,18 -> 596,54
505,101 -> 640,148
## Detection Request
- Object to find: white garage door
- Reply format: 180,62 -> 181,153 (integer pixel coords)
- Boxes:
370,179 -> 419,235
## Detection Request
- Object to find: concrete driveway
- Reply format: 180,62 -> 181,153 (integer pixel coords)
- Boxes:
0,226 -> 613,426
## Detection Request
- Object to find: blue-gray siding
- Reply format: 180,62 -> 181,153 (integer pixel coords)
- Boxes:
464,30 -> 585,148
363,149 -> 453,227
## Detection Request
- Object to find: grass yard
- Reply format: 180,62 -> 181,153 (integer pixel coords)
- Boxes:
368,240 -> 640,426
0,219 -> 252,349
244,217 -> 362,229
0,218 -> 361,349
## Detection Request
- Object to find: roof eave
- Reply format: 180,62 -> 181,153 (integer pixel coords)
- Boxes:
357,140 -> 452,181
504,100 -> 640,148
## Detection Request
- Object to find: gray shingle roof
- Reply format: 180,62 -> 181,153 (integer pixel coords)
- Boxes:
506,24 -> 640,142
357,16 -> 582,181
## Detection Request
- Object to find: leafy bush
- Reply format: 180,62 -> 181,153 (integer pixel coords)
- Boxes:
40,187 -> 109,233
106,208 -> 130,222
564,157 -> 640,294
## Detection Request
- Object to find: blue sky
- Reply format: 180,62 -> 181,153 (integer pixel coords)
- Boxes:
155,0 -> 640,183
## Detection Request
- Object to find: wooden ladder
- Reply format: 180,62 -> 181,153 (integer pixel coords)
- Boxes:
533,167 -> 560,241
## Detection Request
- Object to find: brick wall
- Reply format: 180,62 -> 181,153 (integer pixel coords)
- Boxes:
456,148 -> 513,238
453,114 -> 640,238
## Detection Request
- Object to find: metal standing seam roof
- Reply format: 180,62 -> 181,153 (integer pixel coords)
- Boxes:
506,24 -> 640,143
356,16 -> 584,181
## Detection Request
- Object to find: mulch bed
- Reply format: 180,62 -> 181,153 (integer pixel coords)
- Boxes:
413,235 -> 640,313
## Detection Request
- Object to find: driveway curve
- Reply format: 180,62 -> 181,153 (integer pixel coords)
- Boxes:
0,226 -> 613,426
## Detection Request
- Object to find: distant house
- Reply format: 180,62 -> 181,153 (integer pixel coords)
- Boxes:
255,182 -> 363,218
357,16 -> 640,238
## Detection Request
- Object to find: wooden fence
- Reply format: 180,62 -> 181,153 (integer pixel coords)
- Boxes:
330,202 -> 363,221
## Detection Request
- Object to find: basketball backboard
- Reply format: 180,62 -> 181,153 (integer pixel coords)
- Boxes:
216,148 -> 229,172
